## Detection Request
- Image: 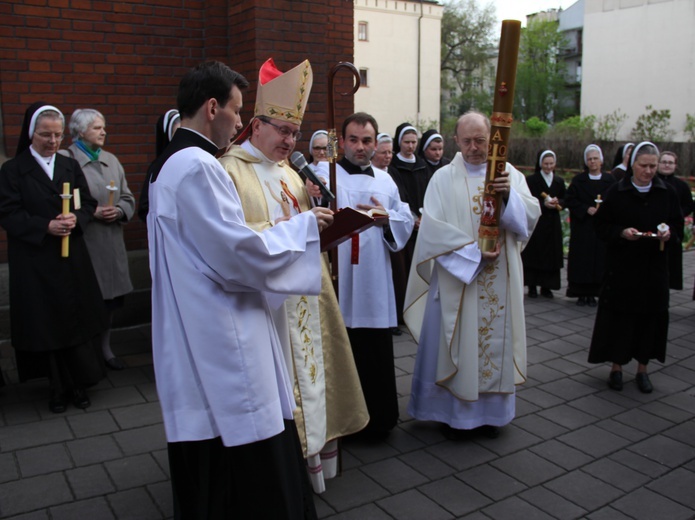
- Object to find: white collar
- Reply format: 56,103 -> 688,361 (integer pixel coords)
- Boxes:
29,146 -> 55,180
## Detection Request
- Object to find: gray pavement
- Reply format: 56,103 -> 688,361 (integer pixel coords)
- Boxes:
1,258 -> 695,519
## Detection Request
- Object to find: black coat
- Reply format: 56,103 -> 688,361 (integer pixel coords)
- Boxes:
521,172 -> 566,273
564,172 -> 616,290
0,150 -> 106,354
388,155 -> 429,218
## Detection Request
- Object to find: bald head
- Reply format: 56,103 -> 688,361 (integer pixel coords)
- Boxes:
454,112 -> 490,165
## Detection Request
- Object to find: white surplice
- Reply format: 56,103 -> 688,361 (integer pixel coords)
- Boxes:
404,153 -> 540,428
148,143 -> 322,447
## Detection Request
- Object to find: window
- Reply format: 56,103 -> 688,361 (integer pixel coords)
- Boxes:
359,68 -> 368,87
358,21 -> 368,41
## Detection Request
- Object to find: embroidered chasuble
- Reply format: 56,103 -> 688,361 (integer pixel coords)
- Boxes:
404,154 -> 540,425
219,144 -> 368,488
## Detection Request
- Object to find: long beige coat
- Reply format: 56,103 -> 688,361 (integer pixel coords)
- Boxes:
61,144 -> 134,300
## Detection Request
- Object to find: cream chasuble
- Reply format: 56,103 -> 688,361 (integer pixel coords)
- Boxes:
219,144 -> 369,490
404,153 -> 540,403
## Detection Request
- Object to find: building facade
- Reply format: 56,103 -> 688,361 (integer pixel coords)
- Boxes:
581,0 -> 694,141
353,0 -> 443,135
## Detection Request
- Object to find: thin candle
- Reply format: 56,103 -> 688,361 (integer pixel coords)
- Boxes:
61,182 -> 70,257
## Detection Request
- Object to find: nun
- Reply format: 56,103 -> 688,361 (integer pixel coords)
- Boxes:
564,144 -> 616,306
521,150 -> 566,298
0,102 -> 106,412
610,142 -> 634,181
418,129 -> 450,179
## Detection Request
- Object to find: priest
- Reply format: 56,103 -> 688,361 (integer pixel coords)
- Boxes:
218,58 -> 368,493
147,60 -> 332,519
404,111 -> 540,439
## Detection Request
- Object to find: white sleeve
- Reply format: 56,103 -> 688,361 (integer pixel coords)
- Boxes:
435,243 -> 484,285
500,188 -> 531,240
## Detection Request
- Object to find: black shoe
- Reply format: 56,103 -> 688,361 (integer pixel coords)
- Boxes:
476,425 -> 501,439
528,287 -> 538,298
576,297 -> 587,307
587,296 -> 597,307
105,356 -> 126,370
608,371 -> 623,391
49,392 -> 67,414
72,388 -> 91,409
540,288 -> 553,299
390,327 -> 403,336
442,424 -> 470,441
636,373 -> 653,394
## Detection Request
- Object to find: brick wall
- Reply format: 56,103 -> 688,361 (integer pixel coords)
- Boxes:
0,0 -> 355,262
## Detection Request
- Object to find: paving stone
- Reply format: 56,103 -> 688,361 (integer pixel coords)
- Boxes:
538,378 -> 597,401
49,497 -> 115,520
660,391 -> 695,414
107,487 -> 163,520
566,394 -> 624,419
628,434 -> 695,468
526,346 -> 558,365
515,396 -> 541,417
540,338 -> 586,356
384,425 -> 425,454
542,357 -> 587,375
516,388 -> 565,409
151,448 -> 170,478
418,476 -> 491,517
526,364 -> 566,383
135,382 -> 160,403
66,411 -> 120,438
106,367 -> 152,388
426,440 -> 496,472
377,489 -> 453,520
585,506 -> 635,520
66,435 -> 123,466
2,511 -> 50,520
662,419 -> 695,447
581,457 -> 651,492
456,464 -> 527,501
0,473 -> 72,517
0,419 -> 73,452
398,449 -> 457,480
320,469 -> 390,512
16,444 -> 72,477
537,404 -> 597,430
481,495 -> 554,520
594,418 -> 650,442
109,402 -> 163,430
322,503 -> 392,520
361,457 -> 429,494
474,424 -> 542,456
514,414 -> 569,440
612,408 -> 677,436
1,402 -> 41,426
658,364 -> 695,385
556,424 -> 631,457
395,374 -> 412,397
518,486 -> 588,519
490,450 -> 566,487
148,481 -> 175,519
104,453 -> 167,490
612,487 -> 694,520
0,452 -> 19,483
343,438 -> 400,464
529,439 -> 593,471
608,449 -> 671,478
113,424 -> 167,456
646,467 -> 695,510
65,464 -> 116,499
87,386 -> 147,411
543,469 -> 623,510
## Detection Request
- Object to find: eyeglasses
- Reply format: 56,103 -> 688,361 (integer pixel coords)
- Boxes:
312,146 -> 327,151
34,132 -> 64,141
659,160 -> 676,165
261,119 -> 302,141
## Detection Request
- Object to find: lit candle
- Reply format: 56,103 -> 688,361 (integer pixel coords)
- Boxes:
106,180 -> 117,206
657,223 -> 669,251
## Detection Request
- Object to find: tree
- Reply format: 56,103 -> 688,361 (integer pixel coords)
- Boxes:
684,114 -> 695,142
514,18 -> 568,123
594,110 -> 627,141
630,105 -> 674,142
440,0 -> 497,121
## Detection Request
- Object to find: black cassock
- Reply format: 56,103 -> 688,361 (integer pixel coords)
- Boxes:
564,172 -> 616,297
521,172 -> 566,290
658,174 -> 692,290
0,150 -> 106,382
588,176 -> 681,365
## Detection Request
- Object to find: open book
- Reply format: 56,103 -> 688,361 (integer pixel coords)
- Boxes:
320,206 -> 388,252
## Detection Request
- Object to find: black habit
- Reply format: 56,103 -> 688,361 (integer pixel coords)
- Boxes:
0,149 -> 106,382
564,172 -> 616,297
658,173 -> 692,290
588,176 -> 681,366
521,172 -> 566,290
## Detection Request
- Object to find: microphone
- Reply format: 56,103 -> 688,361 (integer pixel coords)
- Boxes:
290,151 -> 335,202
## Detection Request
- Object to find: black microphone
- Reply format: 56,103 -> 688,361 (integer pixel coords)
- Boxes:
290,151 -> 335,202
